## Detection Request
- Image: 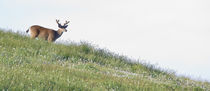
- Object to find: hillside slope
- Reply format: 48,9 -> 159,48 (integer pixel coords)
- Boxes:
0,30 -> 209,91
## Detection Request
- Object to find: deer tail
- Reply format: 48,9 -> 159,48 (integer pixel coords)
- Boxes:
26,29 -> 29,33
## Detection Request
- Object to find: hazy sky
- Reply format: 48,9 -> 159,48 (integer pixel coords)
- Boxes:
1,0 -> 210,81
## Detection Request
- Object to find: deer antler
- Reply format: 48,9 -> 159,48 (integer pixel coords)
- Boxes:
56,19 -> 63,28
63,21 -> 70,26
56,19 -> 60,25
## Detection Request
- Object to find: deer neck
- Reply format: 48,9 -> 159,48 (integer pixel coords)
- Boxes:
54,29 -> 64,41
57,29 -> 64,36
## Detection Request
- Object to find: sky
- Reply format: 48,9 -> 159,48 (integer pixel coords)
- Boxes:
0,0 -> 210,81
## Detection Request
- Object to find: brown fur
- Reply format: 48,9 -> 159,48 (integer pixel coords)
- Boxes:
27,20 -> 69,42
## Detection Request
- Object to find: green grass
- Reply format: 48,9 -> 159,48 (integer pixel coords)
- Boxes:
0,30 -> 209,91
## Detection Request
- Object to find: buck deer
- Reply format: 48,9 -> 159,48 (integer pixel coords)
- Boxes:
26,19 -> 70,42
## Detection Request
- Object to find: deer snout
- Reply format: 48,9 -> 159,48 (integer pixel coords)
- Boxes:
65,29 -> 67,32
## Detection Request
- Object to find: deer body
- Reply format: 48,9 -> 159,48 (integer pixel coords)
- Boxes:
26,20 -> 70,42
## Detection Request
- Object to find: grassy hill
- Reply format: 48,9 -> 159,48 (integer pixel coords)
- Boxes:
0,29 -> 209,91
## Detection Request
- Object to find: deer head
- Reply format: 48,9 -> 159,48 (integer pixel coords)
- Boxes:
56,19 -> 70,32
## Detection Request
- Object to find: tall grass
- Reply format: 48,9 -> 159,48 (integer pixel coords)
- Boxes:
0,30 -> 209,90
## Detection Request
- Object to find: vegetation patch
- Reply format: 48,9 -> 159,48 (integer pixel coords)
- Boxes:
0,30 -> 209,90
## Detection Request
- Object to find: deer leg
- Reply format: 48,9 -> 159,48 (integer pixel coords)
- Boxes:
30,30 -> 38,39
30,34 -> 37,39
48,38 -> 53,42
48,34 -> 55,42
48,37 -> 53,42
